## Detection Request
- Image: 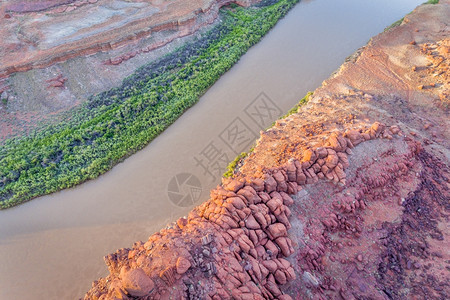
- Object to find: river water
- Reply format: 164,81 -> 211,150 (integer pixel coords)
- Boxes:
0,0 -> 424,299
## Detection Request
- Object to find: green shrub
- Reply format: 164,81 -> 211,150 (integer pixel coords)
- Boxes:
223,151 -> 250,178
280,91 -> 313,119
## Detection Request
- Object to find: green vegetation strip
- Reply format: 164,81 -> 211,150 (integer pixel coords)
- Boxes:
384,17 -> 404,32
0,0 -> 299,208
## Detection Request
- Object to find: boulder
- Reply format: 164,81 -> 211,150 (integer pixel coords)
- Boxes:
274,269 -> 287,285
267,223 -> 287,239
370,122 -> 385,137
262,260 -> 278,273
249,178 -> 265,192
264,174 -> 277,193
266,197 -> 283,213
120,267 -> 154,297
272,171 -> 285,184
345,129 -> 364,145
264,240 -> 279,257
238,187 -> 261,204
223,178 -> 245,192
245,214 -> 260,229
285,160 -> 297,182
280,192 -> 294,206
302,149 -> 317,162
325,152 -> 339,169
228,197 -> 246,210
176,257 -> 191,274
275,237 -> 294,256
316,147 -> 328,158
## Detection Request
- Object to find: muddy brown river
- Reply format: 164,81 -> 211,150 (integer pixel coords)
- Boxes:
0,0 -> 424,299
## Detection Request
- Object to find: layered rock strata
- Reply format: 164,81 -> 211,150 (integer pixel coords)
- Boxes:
0,0 -> 259,78
85,1 -> 449,299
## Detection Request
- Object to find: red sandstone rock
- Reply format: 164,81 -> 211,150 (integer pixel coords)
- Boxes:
238,186 -> 261,204
265,240 -> 279,257
345,129 -> 364,145
327,133 -> 345,152
248,177 -> 264,192
275,269 -> 287,285
266,196 -> 283,214
325,152 -> 339,169
265,276 -> 282,297
263,175 -> 276,193
280,192 -> 294,206
228,196 -> 246,210
175,257 -> 191,274
245,214 -> 260,230
223,178 -> 245,192
275,237 -> 293,256
262,260 -> 277,273
176,217 -> 187,229
120,267 -> 155,297
389,125 -> 400,135
302,149 -> 317,162
285,160 -> 297,182
267,223 -> 287,239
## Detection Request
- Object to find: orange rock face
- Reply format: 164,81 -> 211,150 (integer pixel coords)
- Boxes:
84,1 -> 449,299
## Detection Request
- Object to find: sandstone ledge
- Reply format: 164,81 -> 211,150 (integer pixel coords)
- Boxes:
0,0 -> 260,78
84,1 -> 449,299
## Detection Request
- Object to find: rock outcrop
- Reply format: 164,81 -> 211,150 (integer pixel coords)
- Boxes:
84,1 -> 449,299
0,0 -> 260,78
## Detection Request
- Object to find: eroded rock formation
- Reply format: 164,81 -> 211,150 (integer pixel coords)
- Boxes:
0,0 -> 259,78
85,1 -> 449,299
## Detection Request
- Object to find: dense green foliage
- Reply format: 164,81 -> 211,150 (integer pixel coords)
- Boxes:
425,0 -> 439,4
0,0 -> 299,208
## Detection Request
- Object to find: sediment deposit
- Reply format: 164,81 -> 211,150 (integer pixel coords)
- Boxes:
86,0 -> 449,299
